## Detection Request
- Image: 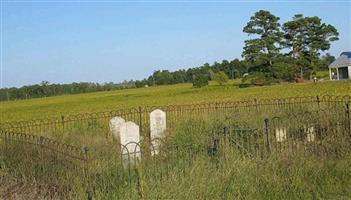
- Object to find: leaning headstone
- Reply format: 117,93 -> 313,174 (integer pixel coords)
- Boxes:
306,126 -> 315,142
109,117 -> 125,141
150,109 -> 166,155
120,121 -> 141,165
275,127 -> 287,142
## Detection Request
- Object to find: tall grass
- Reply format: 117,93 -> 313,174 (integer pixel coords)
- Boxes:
86,123 -> 351,199
1,103 -> 350,199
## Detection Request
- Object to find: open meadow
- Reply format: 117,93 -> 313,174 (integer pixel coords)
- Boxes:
1,80 -> 350,122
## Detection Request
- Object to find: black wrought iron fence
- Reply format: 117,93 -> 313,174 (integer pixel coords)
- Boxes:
211,106 -> 351,158
1,110 -> 350,198
0,95 -> 350,141
0,129 -> 89,196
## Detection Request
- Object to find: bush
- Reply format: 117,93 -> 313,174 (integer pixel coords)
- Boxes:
214,71 -> 229,86
192,75 -> 209,88
241,72 -> 278,86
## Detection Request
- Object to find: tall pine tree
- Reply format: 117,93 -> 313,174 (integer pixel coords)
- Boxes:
242,10 -> 283,72
283,15 -> 339,78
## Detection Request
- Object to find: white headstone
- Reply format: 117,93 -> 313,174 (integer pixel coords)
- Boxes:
306,126 -> 315,142
109,117 -> 125,140
275,127 -> 287,142
120,121 -> 141,163
150,109 -> 166,155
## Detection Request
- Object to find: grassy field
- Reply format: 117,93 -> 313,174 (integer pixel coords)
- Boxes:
1,79 -> 350,122
1,80 -> 350,199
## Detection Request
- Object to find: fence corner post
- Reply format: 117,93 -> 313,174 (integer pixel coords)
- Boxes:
316,95 -> 320,108
264,118 -> 271,155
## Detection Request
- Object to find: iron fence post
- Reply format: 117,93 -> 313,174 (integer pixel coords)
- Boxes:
346,103 -> 350,135
83,146 -> 92,200
61,115 -> 65,131
316,95 -> 320,109
138,106 -> 146,143
223,126 -> 229,145
83,146 -> 89,177
0,130 -> 2,169
38,136 -> 44,181
254,98 -> 258,111
264,118 -> 271,155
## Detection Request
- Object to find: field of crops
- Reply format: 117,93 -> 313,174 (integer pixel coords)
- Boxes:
1,80 -> 350,122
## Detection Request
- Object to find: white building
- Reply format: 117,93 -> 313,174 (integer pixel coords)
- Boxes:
329,52 -> 351,80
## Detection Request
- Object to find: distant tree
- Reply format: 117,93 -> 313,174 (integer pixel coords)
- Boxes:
315,53 -> 335,71
272,62 -> 295,81
229,59 -> 248,79
283,14 -> 339,78
192,74 -> 208,88
220,60 -> 230,76
152,70 -> 174,85
173,70 -> 187,83
214,71 -> 229,86
229,59 -> 237,79
242,10 -> 283,72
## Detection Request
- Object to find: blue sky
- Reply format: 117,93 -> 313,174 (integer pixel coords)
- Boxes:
1,1 -> 350,88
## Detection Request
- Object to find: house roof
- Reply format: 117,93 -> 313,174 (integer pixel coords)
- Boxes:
329,51 -> 351,68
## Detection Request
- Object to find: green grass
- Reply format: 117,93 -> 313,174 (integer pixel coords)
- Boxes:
3,114 -> 350,199
1,79 -> 350,122
1,92 -> 351,199
1,79 -> 350,199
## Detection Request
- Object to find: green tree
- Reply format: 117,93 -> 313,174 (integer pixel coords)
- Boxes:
271,55 -> 295,81
192,74 -> 208,88
283,14 -> 339,78
242,10 -> 283,72
214,71 -> 229,86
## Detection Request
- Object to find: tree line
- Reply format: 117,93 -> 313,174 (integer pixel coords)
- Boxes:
0,81 -> 136,101
0,10 -> 338,101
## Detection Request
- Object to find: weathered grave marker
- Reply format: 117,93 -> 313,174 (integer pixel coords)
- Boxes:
275,127 -> 287,142
306,126 -> 315,142
120,121 -> 141,164
109,117 -> 125,141
150,109 -> 166,155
